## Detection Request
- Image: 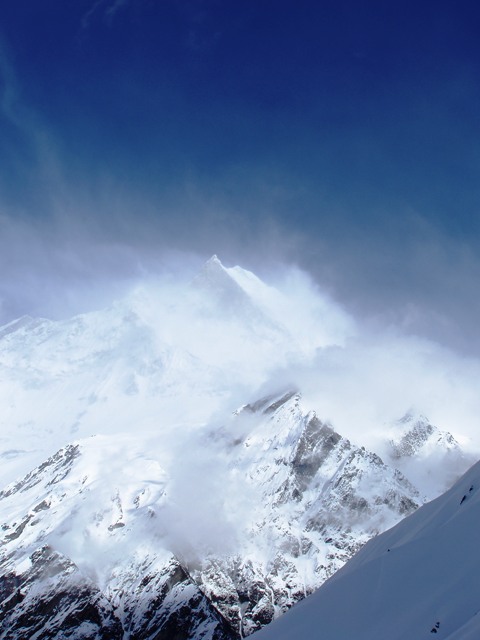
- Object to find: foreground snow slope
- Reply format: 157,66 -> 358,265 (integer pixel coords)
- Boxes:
254,457 -> 480,640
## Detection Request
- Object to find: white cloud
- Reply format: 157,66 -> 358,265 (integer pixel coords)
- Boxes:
291,330 -> 480,453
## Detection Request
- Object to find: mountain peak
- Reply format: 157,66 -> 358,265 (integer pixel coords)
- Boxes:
390,414 -> 461,461
196,255 -> 232,281
191,255 -> 250,309
203,254 -> 226,273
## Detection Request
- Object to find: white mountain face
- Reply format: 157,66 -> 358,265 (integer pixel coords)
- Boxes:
0,255 -> 349,490
0,256 -> 476,639
253,456 -> 480,640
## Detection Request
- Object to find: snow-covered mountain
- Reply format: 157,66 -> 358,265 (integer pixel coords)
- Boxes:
0,256 -> 476,639
0,255 -> 351,489
384,413 -> 470,500
253,455 -> 480,640
0,389 -> 427,639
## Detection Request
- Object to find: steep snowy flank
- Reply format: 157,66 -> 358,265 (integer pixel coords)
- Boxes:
253,457 -> 480,640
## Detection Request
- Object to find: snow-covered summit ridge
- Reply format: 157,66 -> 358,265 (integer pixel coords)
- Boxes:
192,254 -> 250,301
191,255 -> 353,349
199,255 -> 278,306
190,255 -> 280,334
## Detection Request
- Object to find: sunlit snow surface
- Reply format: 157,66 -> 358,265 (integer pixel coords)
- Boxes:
253,459 -> 480,640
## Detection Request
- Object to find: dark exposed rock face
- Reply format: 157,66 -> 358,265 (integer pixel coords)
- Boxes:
0,546 -> 122,640
117,558 -> 234,640
0,547 -> 234,640
292,416 -> 344,491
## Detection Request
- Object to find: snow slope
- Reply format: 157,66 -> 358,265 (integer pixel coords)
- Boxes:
253,457 -> 480,640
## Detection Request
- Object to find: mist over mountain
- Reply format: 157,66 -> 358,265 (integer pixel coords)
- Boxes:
1,256 -> 478,487
0,256 -> 478,639
1,4 -> 479,637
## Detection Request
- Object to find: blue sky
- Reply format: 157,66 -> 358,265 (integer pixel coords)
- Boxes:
1,1 -> 480,352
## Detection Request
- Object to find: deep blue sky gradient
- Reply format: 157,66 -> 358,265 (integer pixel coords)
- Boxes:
1,1 -> 480,351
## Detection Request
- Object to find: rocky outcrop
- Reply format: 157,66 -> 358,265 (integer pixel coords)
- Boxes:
0,546 -> 122,640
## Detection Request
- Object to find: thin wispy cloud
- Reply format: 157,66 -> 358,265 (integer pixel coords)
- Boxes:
81,0 -> 131,30
105,0 -> 129,22
0,40 -> 25,131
